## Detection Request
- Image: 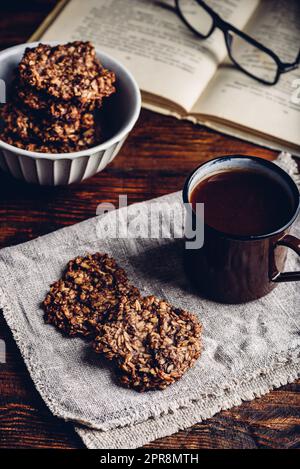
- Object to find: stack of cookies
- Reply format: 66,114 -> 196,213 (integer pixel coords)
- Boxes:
0,42 -> 116,153
43,253 -> 202,392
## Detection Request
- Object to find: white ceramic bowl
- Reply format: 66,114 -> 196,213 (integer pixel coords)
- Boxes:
0,42 -> 141,185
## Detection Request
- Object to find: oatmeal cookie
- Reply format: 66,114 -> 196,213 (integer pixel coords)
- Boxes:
1,42 -> 115,153
0,103 -> 102,152
19,42 -> 116,105
0,103 -> 32,141
34,112 -> 96,144
43,253 -> 140,337
16,80 -> 98,120
93,295 -> 202,391
0,133 -> 101,153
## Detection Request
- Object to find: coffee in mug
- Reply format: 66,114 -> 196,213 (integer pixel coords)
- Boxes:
190,168 -> 294,237
183,155 -> 300,303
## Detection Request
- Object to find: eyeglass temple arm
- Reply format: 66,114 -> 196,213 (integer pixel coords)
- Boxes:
281,49 -> 300,73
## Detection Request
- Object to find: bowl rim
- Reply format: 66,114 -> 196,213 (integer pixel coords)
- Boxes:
0,42 -> 142,160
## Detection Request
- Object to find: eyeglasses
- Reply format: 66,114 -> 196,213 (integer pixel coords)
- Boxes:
175,0 -> 300,85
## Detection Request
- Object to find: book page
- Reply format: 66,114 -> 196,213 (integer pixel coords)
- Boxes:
41,0 -> 259,112
193,0 -> 300,146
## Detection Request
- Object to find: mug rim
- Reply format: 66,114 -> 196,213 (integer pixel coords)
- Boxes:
183,155 -> 300,241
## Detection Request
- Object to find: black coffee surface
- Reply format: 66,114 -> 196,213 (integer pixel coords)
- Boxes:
190,169 -> 294,236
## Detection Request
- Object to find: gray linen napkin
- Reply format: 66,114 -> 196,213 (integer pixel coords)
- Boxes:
0,153 -> 299,449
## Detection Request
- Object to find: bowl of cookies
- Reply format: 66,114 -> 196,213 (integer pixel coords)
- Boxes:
0,41 -> 141,185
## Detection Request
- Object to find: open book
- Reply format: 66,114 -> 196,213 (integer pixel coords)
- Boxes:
31,0 -> 300,155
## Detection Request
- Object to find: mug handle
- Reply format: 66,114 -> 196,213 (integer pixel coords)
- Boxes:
271,234 -> 300,282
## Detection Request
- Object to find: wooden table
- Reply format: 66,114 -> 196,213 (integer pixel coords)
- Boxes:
0,0 -> 299,450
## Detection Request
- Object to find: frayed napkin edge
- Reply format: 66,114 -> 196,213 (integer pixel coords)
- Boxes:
75,362 -> 300,449
1,279 -> 299,437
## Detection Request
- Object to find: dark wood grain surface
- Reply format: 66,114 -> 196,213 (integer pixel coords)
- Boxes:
0,0 -> 299,450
